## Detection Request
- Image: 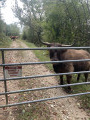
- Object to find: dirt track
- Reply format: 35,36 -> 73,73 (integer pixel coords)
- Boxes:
0,40 -> 90,120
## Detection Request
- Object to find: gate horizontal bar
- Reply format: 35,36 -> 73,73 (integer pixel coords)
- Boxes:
0,59 -> 90,66
0,46 -> 90,51
0,92 -> 90,108
0,82 -> 90,95
0,70 -> 90,81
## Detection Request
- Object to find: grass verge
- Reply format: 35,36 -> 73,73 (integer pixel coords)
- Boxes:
23,40 -> 53,71
0,33 -> 12,48
0,33 -> 12,58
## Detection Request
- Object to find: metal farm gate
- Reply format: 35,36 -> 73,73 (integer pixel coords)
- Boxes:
0,47 -> 90,108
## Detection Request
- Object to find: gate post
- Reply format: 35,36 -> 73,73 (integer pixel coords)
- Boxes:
1,50 -> 8,105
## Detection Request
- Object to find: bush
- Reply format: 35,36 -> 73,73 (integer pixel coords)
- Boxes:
0,33 -> 12,48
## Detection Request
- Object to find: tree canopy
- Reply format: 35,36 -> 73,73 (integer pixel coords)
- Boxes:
13,0 -> 90,46
0,0 -> 20,47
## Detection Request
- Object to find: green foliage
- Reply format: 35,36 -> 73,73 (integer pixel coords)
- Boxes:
14,0 -> 44,45
0,33 -> 12,48
0,10 -> 20,39
0,19 -> 19,48
0,19 -> 6,33
5,23 -> 20,36
22,31 -> 27,40
14,0 -> 90,46
22,26 -> 38,44
42,0 -> 90,45
0,0 -> 7,34
0,0 -> 12,48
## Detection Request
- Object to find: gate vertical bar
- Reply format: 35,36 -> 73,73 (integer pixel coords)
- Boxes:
1,50 -> 8,104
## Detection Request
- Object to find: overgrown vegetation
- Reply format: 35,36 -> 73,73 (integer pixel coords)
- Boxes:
0,23 -> 19,49
0,1 -> 20,49
14,0 -> 90,46
5,24 -> 20,36
0,33 -> 12,48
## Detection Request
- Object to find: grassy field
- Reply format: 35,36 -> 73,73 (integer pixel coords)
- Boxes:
23,40 -> 90,113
